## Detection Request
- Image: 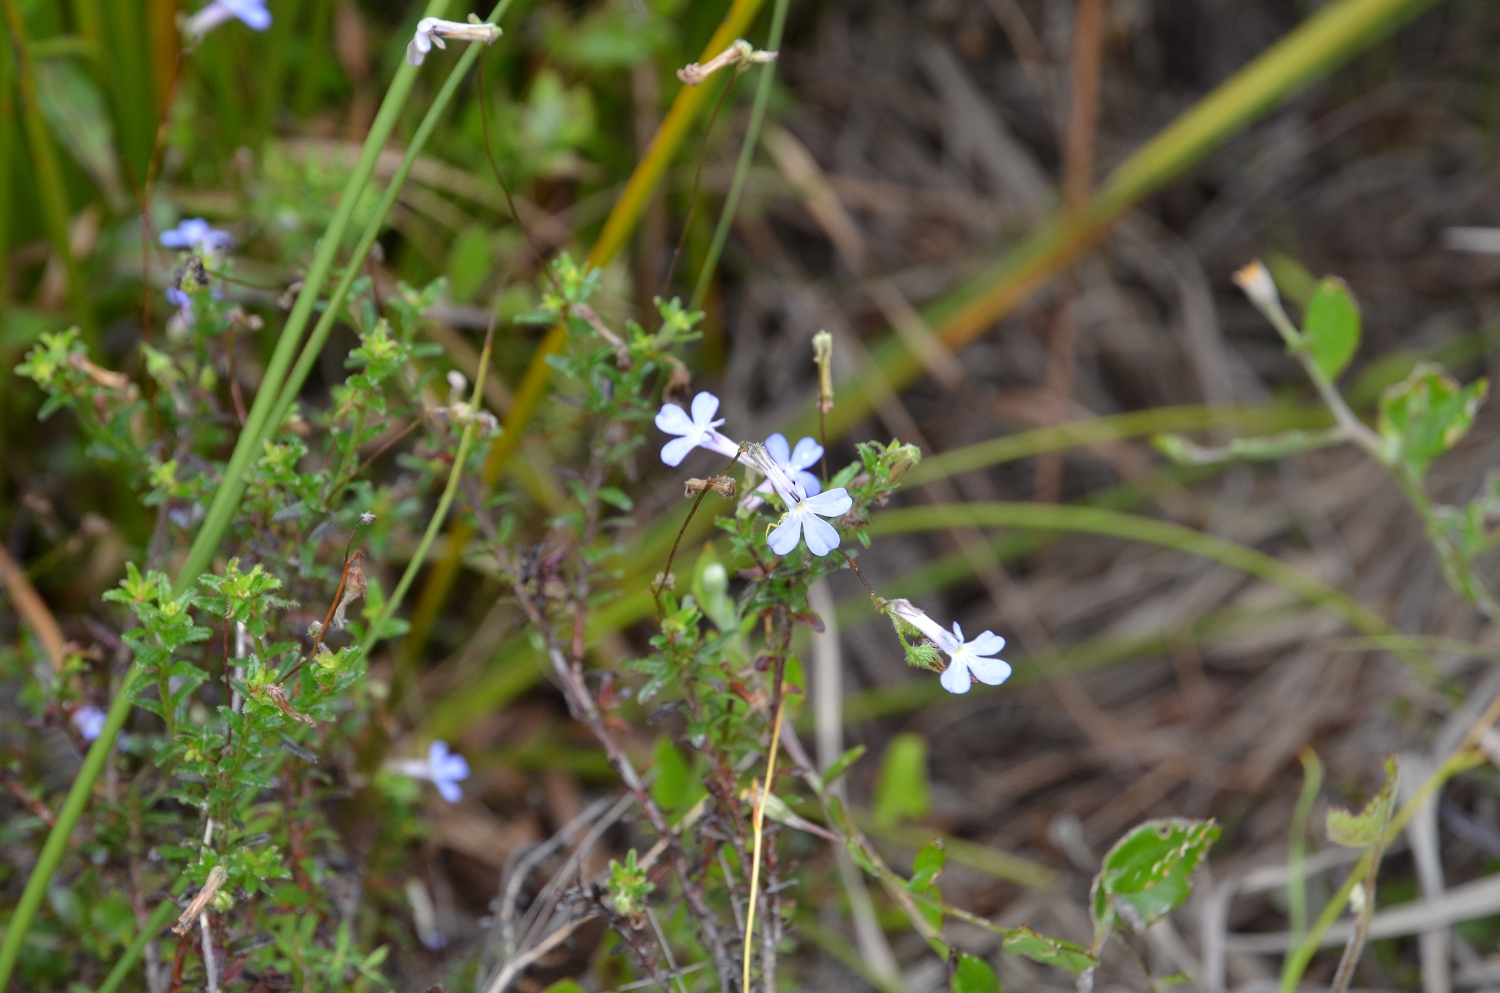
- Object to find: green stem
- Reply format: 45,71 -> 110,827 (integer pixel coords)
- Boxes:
93,900 -> 177,993
1288,748 -> 1323,942
359,321 -> 498,659
688,0 -> 791,312
0,4 -> 455,984
2,0 -> 94,338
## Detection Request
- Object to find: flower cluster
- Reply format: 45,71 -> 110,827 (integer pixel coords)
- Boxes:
655,391 -> 851,557
889,599 -> 1011,694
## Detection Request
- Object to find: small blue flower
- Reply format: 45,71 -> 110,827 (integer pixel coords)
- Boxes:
746,443 -> 851,558
72,705 -> 107,742
762,432 -> 823,497
185,0 -> 271,39
166,286 -> 195,326
655,391 -> 740,467
391,740 -> 471,803
161,218 -> 232,254
889,599 -> 1010,695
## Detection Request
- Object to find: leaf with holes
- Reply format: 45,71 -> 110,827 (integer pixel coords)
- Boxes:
1327,757 -> 1397,849
1378,363 -> 1488,477
1090,818 -> 1219,943
1001,925 -> 1098,976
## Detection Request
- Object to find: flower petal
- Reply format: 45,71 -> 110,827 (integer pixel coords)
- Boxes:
660,436 -> 698,467
802,487 -> 852,518
966,631 -> 1006,657
765,432 -> 791,465
966,655 -> 1012,686
406,39 -> 427,64
428,740 -> 451,767
767,513 -> 803,556
939,660 -> 973,694
794,470 -> 822,496
690,391 -> 720,427
702,431 -> 741,459
655,403 -> 695,435
437,779 -> 463,803
802,513 -> 841,556
789,436 -> 823,470
952,621 -> 964,644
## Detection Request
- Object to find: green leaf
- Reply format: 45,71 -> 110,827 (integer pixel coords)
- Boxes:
541,982 -> 586,993
910,841 -> 946,891
1302,277 -> 1360,382
952,953 -> 1000,993
649,737 -> 693,811
822,745 -> 866,788
1000,925 -> 1098,976
446,226 -> 494,304
1326,757 -> 1398,849
1378,362 -> 1489,477
874,733 -> 931,828
1090,818 -> 1219,940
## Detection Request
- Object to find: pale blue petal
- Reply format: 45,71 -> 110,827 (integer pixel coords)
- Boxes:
967,655 -> 1012,686
967,631 -> 1006,656
436,779 -> 463,803
802,487 -> 852,518
690,391 -> 720,427
655,403 -> 695,435
794,470 -> 822,496
765,432 -> 791,465
951,621 -> 964,643
789,436 -> 823,470
661,436 -> 697,466
767,514 -> 802,556
802,514 -> 841,556
940,661 -> 973,694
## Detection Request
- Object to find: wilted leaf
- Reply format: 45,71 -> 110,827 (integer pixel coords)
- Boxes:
1001,925 -> 1098,976
1378,362 -> 1488,477
951,953 -> 1000,993
1090,818 -> 1219,940
1326,757 -> 1397,849
874,733 -> 931,827
1303,277 -> 1360,382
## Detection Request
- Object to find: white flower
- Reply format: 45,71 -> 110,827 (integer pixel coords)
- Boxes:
655,391 -> 740,466
184,0 -> 270,40
72,705 -> 107,741
406,17 -> 503,66
359,512 -> 377,526
160,218 -> 232,254
889,599 -> 1011,694
746,443 -> 851,557
740,433 -> 823,512
389,740 -> 471,802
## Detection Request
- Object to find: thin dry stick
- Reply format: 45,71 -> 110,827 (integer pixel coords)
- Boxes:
478,47 -> 556,292
1036,0 -> 1107,503
742,659 -> 787,993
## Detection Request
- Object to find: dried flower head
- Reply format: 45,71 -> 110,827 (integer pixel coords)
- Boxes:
407,16 -> 502,66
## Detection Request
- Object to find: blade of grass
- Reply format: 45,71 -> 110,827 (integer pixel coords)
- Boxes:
907,404 -> 1330,485
866,502 -> 1435,682
92,899 -> 177,993
789,0 -> 1446,443
0,4 -> 453,983
1289,748 -> 1324,942
688,0 -> 789,311
2,0 -> 94,338
402,0 -> 774,659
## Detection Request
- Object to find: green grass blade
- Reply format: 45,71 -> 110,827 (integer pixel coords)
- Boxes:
173,0 -> 453,597
93,899 -> 177,993
866,502 -> 1434,682
906,404 -> 1330,485
689,0 -> 790,311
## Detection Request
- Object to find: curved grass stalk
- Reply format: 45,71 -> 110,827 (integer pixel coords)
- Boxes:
866,502 -> 1436,682
689,0 -> 792,312
264,0 -> 512,439
906,404 -> 1329,485
0,5 -> 453,982
786,0 -> 1446,443
743,689 -> 787,993
359,318 -> 498,660
92,899 -> 177,993
403,0 -> 775,659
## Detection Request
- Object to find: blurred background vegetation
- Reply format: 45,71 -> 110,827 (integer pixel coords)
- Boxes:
9,0 -> 1500,990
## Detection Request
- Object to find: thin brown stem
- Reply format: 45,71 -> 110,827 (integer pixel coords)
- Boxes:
653,447 -> 744,615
